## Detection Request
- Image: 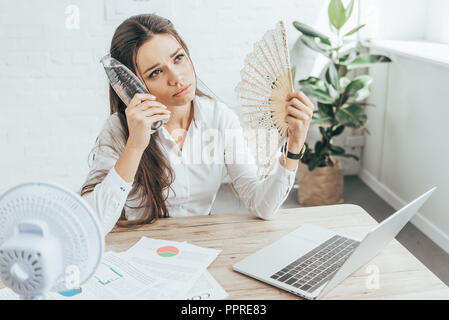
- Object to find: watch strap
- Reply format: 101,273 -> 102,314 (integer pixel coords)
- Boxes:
281,142 -> 306,160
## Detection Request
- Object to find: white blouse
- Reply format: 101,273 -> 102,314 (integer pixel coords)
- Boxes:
81,95 -> 298,236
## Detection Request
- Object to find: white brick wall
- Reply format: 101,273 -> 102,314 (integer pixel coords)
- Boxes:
0,0 -> 329,195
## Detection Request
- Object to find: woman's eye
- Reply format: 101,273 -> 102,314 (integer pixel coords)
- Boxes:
149,69 -> 161,78
149,54 -> 185,79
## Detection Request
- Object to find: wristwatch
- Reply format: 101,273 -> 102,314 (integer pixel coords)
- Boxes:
281,142 -> 306,160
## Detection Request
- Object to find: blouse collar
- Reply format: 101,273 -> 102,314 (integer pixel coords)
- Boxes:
158,94 -> 204,142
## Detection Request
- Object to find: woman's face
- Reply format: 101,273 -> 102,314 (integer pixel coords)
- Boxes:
135,33 -> 196,107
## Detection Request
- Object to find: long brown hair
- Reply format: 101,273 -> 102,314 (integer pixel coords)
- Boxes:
80,13 -> 212,228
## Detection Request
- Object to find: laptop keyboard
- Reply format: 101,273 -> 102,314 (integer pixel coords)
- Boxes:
270,235 -> 360,293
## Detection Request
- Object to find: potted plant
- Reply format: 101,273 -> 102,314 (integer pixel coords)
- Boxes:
291,0 -> 391,206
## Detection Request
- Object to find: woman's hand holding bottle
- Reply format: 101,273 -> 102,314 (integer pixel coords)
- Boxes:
125,93 -> 171,152
114,93 -> 170,183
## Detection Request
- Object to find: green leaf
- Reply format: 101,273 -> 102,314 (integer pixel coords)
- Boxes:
345,0 -> 355,21
346,53 -> 392,69
328,0 -> 347,30
315,141 -> 325,155
331,124 -> 345,136
344,24 -> 366,37
303,142 -> 312,157
358,102 -> 376,107
335,103 -> 367,128
319,126 -> 326,138
308,155 -> 323,171
293,21 -> 331,45
325,63 -> 340,91
301,87 -> 334,103
299,76 -> 325,88
342,75 -> 372,103
299,77 -> 334,103
317,102 -> 334,117
326,82 -> 340,101
328,144 -> 345,154
329,20 -> 339,35
304,141 -> 310,151
300,35 -> 332,58
338,153 -> 360,161
339,77 -> 350,93
335,63 -> 348,77
311,113 -> 333,126
339,51 -> 357,63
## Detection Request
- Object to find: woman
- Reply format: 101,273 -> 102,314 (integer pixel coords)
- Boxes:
80,13 -> 314,236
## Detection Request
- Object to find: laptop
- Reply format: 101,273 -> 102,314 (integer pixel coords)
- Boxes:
233,187 -> 436,299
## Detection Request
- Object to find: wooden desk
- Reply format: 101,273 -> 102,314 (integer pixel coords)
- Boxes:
106,204 -> 449,300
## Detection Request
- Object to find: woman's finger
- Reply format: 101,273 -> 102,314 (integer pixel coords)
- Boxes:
129,93 -> 156,108
288,98 -> 313,118
138,99 -> 166,111
286,91 -> 307,105
141,107 -> 170,117
296,94 -> 314,115
285,108 -> 310,124
299,90 -> 314,107
147,113 -> 171,124
286,91 -> 313,109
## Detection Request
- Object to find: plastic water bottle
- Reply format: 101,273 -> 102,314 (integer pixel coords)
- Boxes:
100,54 -> 167,134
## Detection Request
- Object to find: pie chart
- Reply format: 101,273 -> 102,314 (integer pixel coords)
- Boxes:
157,246 -> 180,257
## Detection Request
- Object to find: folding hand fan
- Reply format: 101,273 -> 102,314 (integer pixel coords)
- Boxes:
235,20 -> 294,179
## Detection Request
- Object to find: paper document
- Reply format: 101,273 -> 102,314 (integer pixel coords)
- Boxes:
0,237 -> 228,300
185,270 -> 228,300
0,252 -> 173,300
117,237 -> 221,298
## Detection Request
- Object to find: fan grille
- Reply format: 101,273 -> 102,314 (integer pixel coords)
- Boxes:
0,182 -> 102,292
0,249 -> 43,294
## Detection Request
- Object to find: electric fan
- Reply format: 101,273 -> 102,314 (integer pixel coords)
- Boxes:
0,182 -> 104,299
235,20 -> 295,179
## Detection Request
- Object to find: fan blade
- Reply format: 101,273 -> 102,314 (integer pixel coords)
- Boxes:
235,20 -> 294,180
236,82 -> 270,98
241,104 -> 271,108
240,70 -> 269,91
236,78 -> 271,96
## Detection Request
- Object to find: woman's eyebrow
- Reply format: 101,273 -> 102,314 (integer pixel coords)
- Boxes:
143,47 -> 182,75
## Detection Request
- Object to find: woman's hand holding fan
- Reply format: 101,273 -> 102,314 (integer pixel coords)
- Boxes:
235,20 -> 314,179
284,90 -> 314,153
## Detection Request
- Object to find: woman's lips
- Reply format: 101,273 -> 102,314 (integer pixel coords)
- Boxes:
173,84 -> 191,97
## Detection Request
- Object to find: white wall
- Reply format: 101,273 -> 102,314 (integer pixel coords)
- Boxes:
356,0 -> 449,44
0,0 -> 327,194
357,0 -> 428,40
361,43 -> 449,253
425,0 -> 449,44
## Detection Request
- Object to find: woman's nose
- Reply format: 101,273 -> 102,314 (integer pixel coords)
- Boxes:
167,69 -> 184,86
